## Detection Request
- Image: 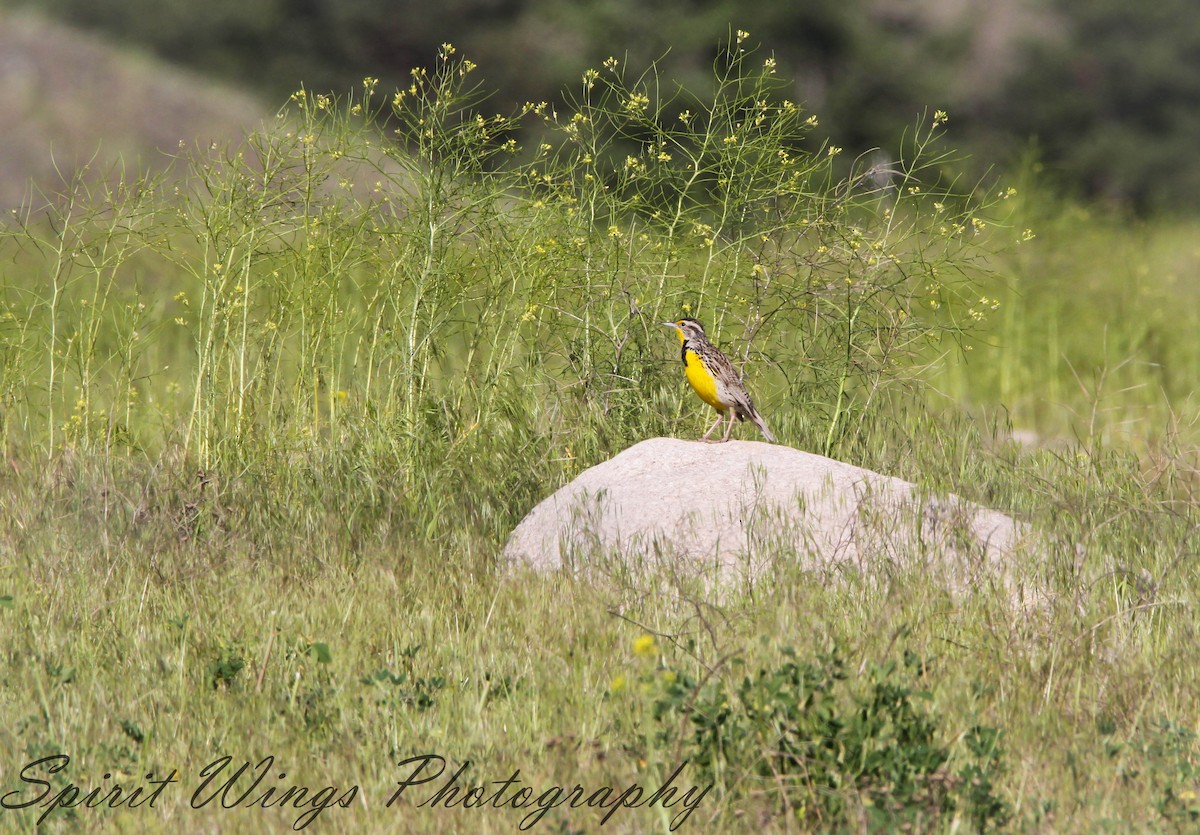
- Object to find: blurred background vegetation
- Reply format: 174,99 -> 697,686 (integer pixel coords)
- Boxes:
3,0 -> 1200,212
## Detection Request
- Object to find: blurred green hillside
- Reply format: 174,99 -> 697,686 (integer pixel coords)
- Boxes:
0,9 -> 265,210
6,0 -> 1200,211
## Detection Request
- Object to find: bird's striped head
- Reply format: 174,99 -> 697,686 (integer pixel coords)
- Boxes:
661,317 -> 706,345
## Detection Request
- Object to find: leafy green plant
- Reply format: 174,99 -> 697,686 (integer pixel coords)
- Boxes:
206,641 -> 246,690
1115,719 -> 1200,826
360,668 -> 447,711
359,645 -> 447,711
646,647 -> 1009,830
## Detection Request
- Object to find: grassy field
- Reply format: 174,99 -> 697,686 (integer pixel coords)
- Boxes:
3,44 -> 1200,833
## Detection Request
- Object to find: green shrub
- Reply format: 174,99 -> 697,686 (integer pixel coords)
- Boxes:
640,646 -> 1009,831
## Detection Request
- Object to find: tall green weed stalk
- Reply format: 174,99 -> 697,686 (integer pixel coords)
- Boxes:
0,34 -> 992,542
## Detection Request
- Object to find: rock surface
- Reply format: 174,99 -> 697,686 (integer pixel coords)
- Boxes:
503,437 -> 1030,595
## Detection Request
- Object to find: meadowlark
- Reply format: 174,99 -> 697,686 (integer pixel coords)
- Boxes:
662,318 -> 775,443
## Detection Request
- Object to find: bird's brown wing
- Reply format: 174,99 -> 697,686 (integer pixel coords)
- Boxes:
710,349 -> 755,412
711,347 -> 775,441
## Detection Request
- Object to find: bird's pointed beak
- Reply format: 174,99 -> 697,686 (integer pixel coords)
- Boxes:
661,321 -> 678,328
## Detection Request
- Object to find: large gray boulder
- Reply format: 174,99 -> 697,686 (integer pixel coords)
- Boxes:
503,437 -> 1032,598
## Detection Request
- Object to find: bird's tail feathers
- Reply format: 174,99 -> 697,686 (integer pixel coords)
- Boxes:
744,404 -> 775,443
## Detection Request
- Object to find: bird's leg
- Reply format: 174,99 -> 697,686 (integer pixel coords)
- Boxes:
701,413 -> 723,442
721,408 -> 736,442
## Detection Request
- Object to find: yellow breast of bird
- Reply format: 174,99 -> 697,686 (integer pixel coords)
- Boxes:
683,348 -> 728,410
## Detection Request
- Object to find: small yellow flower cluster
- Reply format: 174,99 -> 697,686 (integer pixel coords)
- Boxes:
633,138 -> 668,164
736,29 -> 750,44
925,280 -> 943,310
967,296 -> 1001,322
752,100 -> 770,127
62,396 -> 91,439
563,116 -> 586,142
632,634 -> 656,657
967,299 -> 993,321
609,635 -> 676,695
624,91 -> 650,114
933,109 -> 949,127
603,56 -> 618,72
582,68 -> 599,90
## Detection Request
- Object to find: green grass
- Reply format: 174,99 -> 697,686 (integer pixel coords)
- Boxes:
3,41 -> 1200,833
932,169 -> 1200,448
